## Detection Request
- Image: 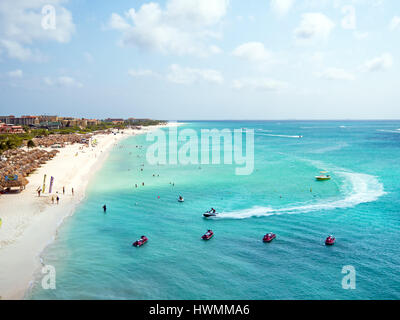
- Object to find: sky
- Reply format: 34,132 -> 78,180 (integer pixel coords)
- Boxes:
0,0 -> 399,120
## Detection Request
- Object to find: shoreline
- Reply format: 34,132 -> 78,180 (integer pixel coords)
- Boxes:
0,123 -> 181,300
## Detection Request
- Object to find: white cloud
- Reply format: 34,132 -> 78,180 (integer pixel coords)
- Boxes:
389,16 -> 400,31
270,0 -> 295,17
43,77 -> 54,86
84,52 -> 94,63
364,53 -> 393,72
232,42 -> 273,63
294,13 -> 335,44
0,40 -> 33,61
316,68 -> 355,80
310,51 -> 325,65
8,69 -> 23,78
341,5 -> 356,30
0,0 -> 75,61
108,0 -> 229,56
109,13 -> 131,30
167,64 -> 223,84
128,69 -> 155,77
354,31 -> 368,39
44,76 -> 83,88
232,78 -> 288,91
209,45 -> 222,54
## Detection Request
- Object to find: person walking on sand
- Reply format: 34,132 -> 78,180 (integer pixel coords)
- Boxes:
63,186 -> 65,195
37,188 -> 41,197
56,196 -> 59,205
51,196 -> 54,204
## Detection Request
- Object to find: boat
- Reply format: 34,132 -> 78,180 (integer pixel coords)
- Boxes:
202,230 -> 214,240
315,171 -> 331,181
263,232 -> 276,243
325,235 -> 335,245
133,236 -> 148,247
203,210 -> 218,218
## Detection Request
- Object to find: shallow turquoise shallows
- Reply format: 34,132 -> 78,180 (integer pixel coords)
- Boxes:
28,121 -> 400,300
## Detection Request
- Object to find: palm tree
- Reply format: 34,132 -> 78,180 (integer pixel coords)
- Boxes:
27,140 -> 35,149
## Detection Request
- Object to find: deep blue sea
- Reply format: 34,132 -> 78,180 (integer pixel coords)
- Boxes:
28,121 -> 400,299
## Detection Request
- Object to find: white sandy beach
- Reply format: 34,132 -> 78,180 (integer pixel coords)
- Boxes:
0,123 -> 179,300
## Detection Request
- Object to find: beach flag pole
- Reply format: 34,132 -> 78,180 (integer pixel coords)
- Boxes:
42,174 -> 47,194
49,176 -> 54,194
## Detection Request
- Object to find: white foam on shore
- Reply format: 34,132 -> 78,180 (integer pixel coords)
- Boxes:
218,171 -> 385,220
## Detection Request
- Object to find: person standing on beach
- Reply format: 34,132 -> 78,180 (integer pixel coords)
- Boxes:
56,196 -> 59,205
72,188 -> 74,196
37,188 -> 41,197
63,186 -> 65,195
51,196 -> 54,204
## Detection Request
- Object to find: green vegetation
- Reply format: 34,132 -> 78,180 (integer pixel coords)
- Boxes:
125,119 -> 167,126
0,119 -> 166,154
0,135 -> 25,153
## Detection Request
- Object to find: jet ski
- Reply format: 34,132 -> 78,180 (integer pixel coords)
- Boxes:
203,209 -> 218,218
133,236 -> 148,247
325,235 -> 335,246
202,230 -> 214,240
263,232 -> 276,243
316,171 -> 331,181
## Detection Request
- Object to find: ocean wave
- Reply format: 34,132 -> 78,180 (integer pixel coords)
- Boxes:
377,129 -> 400,134
307,142 -> 349,154
217,171 -> 385,220
256,133 -> 303,139
256,129 -> 273,132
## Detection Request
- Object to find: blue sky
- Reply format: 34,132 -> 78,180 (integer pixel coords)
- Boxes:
0,0 -> 399,120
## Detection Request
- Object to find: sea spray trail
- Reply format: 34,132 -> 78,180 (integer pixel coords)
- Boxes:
217,171 -> 385,220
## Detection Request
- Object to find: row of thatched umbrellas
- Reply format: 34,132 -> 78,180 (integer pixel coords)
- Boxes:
0,148 -> 59,191
0,131 -> 116,192
32,133 -> 93,148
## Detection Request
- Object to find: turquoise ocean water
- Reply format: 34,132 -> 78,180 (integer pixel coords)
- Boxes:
28,121 -> 400,299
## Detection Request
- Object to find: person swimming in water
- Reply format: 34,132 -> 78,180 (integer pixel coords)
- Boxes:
103,204 -> 107,212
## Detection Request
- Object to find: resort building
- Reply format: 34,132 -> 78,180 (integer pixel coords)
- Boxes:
0,122 -> 25,134
0,115 -> 39,126
58,118 -> 100,128
38,115 -> 59,122
104,118 -> 125,124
